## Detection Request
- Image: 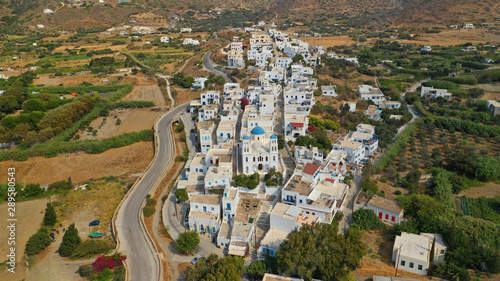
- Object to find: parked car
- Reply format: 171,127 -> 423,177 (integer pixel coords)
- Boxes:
89,220 -> 100,226
190,255 -> 204,265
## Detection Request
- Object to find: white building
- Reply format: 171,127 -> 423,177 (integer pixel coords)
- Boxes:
222,188 -> 240,222
421,46 -> 432,52
350,124 -> 378,157
160,36 -> 171,43
420,86 -> 452,100
463,23 -> 474,29
241,126 -> 279,174
275,57 -> 293,68
201,91 -> 220,105
43,9 -> 54,14
183,38 -> 200,46
380,101 -> 401,109
205,166 -> 232,192
332,138 -> 364,164
230,42 -> 244,52
188,194 -> 221,236
191,77 -> 208,90
198,104 -> 218,122
180,28 -> 193,33
358,85 -> 386,105
294,146 -> 324,166
284,114 -> 309,141
392,232 -> 447,275
227,50 -> 244,68
198,121 -> 215,154
321,85 -> 337,97
343,101 -> 356,112
216,119 -> 237,144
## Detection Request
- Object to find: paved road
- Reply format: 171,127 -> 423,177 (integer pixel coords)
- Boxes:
202,50 -> 232,83
116,103 -> 188,281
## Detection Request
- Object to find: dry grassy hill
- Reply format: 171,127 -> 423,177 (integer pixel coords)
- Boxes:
0,0 -> 498,30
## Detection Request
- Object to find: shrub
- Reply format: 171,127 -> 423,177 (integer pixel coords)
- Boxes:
145,198 -> 156,207
175,188 -> 189,203
92,253 -> 127,272
71,240 -> 115,259
175,231 -> 200,254
25,228 -> 51,255
352,209 -> 385,230
143,206 -> 155,217
246,259 -> 267,280
78,264 -> 95,278
23,183 -> 44,198
60,223 -> 81,257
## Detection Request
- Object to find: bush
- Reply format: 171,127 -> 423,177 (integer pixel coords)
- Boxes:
25,228 -> 51,255
175,188 -> 189,203
71,240 -> 115,259
60,223 -> 81,257
92,253 -> 127,272
233,174 -> 259,189
78,264 -> 95,278
352,208 -> 385,230
48,180 -> 71,192
23,183 -> 44,198
175,231 -> 200,254
246,259 -> 267,280
143,206 -> 155,217
145,198 -> 156,207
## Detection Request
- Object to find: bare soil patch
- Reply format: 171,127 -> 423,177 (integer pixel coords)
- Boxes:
0,142 -> 154,184
172,86 -> 201,106
122,84 -> 166,106
399,29 -> 500,46
301,35 -> 355,47
354,230 -> 443,281
79,109 -> 163,140
0,199 -> 48,266
459,182 -> 500,198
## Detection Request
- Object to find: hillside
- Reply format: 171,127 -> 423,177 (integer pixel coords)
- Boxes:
0,0 -> 498,31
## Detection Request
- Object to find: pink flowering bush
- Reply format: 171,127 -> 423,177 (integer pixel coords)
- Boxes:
92,253 -> 127,272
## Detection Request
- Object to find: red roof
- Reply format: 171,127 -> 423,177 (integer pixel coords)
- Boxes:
303,163 -> 321,176
290,122 -> 304,127
325,178 -> 335,183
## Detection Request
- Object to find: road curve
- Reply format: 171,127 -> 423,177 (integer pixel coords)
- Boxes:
202,50 -> 232,83
116,103 -> 188,281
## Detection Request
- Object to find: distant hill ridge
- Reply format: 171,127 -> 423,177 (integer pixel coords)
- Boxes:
0,0 -> 498,29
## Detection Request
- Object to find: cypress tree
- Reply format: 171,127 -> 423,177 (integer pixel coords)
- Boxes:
43,203 -> 57,226
59,223 -> 81,257
429,236 -> 436,264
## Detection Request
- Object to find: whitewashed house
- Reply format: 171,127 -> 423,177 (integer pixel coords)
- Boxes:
392,232 -> 447,275
198,121 -> 215,153
321,85 -> 337,97
188,194 -> 221,235
358,85 -> 386,105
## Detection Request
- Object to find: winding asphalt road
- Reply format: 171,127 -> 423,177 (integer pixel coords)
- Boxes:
202,50 -> 232,83
116,103 -> 188,281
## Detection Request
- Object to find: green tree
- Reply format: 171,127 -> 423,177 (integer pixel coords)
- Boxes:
187,254 -> 244,281
43,203 -> 57,226
277,223 -> 366,281
432,168 -> 454,208
293,54 -> 304,63
246,259 -> 267,280
277,134 -> 285,150
429,236 -> 436,264
174,188 -> 189,203
23,99 -> 45,112
352,208 -> 385,230
175,231 -> 200,254
25,228 -> 52,255
473,157 -> 500,181
59,223 -> 81,257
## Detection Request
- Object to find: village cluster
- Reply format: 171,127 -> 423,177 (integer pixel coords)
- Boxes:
174,29 -> 448,276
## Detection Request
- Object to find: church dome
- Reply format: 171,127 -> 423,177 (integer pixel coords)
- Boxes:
250,126 -> 266,135
243,135 -> 250,140
270,134 -> 278,139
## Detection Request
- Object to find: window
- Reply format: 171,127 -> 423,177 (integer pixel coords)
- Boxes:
409,262 -> 414,268
306,211 -> 309,214
401,260 -> 405,266
312,212 -> 315,216
299,199 -> 302,203
211,207 -> 214,211
418,265 -> 423,270
440,249 -> 445,254
385,214 -> 389,220
391,216 -> 395,222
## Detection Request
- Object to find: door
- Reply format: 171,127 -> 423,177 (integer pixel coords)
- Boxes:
203,206 -> 207,212
378,212 -> 383,219
258,163 -> 263,171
